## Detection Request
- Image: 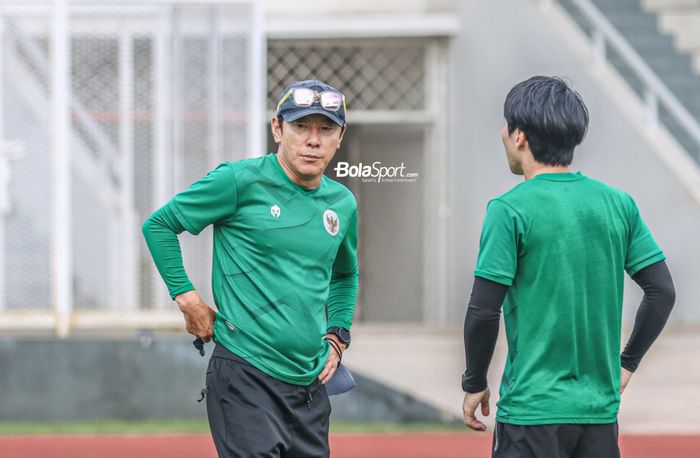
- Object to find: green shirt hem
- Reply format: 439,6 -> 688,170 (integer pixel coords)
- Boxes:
496,415 -> 618,425
216,338 -> 330,386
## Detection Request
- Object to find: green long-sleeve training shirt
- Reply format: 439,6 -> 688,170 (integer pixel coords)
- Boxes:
142,153 -> 359,385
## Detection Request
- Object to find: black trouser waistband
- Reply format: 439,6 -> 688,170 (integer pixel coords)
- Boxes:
211,342 -> 252,366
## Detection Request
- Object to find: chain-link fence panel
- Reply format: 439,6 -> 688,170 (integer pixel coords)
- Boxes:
1,14 -> 53,314
167,5 -> 257,312
267,41 -> 426,111
0,1 -> 262,334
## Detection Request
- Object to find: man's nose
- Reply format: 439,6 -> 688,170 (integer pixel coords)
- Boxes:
306,127 -> 321,147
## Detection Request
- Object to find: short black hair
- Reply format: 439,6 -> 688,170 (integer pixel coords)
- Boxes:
504,76 -> 589,166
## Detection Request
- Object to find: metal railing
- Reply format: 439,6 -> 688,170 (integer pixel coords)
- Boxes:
562,0 -> 700,156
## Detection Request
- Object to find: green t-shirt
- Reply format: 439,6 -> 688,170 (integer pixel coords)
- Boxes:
475,172 -> 664,425
167,153 -> 358,385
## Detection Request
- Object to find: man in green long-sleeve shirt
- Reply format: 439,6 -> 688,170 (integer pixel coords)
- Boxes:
142,80 -> 358,458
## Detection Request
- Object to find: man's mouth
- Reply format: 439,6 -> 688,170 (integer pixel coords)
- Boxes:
300,154 -> 321,162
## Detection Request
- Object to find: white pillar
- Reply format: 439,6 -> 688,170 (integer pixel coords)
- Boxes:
51,0 -> 73,337
208,6 -> 222,166
246,1 -> 266,159
171,6 -> 183,195
422,39 -> 449,324
153,6 -> 170,208
119,24 -> 138,311
0,19 -> 6,312
152,5 -> 172,309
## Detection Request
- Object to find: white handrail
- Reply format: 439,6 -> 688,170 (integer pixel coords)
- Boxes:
567,0 -> 700,151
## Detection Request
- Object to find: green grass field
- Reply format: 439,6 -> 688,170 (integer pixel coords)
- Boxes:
0,420 -> 465,435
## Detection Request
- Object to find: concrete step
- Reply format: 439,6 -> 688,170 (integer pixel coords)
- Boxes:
624,33 -> 677,50
605,12 -> 660,30
609,53 -> 693,73
658,10 -> 700,31
591,0 -> 648,12
643,0 -> 700,12
683,98 -> 700,111
603,62 -> 700,105
674,30 -> 700,50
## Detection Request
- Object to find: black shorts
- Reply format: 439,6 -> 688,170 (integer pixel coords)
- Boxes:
205,344 -> 331,458
493,421 -> 620,458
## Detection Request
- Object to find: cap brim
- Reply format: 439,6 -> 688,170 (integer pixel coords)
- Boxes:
282,107 -> 345,126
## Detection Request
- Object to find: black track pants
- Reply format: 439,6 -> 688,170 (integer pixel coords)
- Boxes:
205,344 -> 331,458
493,421 -> 620,458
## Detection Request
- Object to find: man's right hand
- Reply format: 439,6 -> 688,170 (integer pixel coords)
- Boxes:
175,290 -> 216,342
462,387 -> 491,431
620,367 -> 633,394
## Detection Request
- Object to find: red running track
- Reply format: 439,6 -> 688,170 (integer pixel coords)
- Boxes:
0,433 -> 698,457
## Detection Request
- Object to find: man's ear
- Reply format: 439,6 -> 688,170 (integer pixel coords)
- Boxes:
514,129 -> 528,149
271,116 -> 283,143
337,125 -> 347,149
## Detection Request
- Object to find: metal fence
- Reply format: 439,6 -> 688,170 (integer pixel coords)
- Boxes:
267,40 -> 427,112
0,0 -> 265,336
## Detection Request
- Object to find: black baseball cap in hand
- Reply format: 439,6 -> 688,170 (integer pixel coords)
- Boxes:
276,80 -> 346,126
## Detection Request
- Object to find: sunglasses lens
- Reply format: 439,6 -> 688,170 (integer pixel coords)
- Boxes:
320,92 -> 342,111
292,88 -> 315,107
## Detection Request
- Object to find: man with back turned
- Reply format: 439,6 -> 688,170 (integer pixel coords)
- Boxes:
461,76 -> 675,457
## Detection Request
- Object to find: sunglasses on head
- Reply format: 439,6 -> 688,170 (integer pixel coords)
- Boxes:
277,87 -> 345,113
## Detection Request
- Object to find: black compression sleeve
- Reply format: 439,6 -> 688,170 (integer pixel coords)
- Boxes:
462,277 -> 508,393
621,260 -> 675,372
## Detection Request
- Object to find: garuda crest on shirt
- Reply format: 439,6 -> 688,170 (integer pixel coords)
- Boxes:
323,209 -> 339,237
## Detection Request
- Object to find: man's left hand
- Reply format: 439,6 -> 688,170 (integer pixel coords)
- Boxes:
620,367 -> 633,394
462,387 -> 491,431
318,334 -> 346,384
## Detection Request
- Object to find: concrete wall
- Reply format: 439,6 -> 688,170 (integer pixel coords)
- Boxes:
0,337 -> 451,422
446,0 -> 700,324
350,126 -> 425,322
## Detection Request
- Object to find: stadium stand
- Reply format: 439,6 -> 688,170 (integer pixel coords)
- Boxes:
645,0 -> 700,72
561,0 -> 700,160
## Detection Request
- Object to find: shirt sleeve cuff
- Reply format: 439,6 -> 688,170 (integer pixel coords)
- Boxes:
474,270 -> 514,287
169,201 -> 201,235
462,372 -> 488,393
626,252 -> 666,277
169,283 -> 195,300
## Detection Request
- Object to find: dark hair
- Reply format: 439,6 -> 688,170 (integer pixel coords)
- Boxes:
504,76 -> 589,166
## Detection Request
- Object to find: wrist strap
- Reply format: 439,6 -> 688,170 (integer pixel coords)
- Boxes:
323,336 -> 343,363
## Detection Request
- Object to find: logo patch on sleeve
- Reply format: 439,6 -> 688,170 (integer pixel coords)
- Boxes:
270,204 -> 281,218
323,209 -> 340,236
